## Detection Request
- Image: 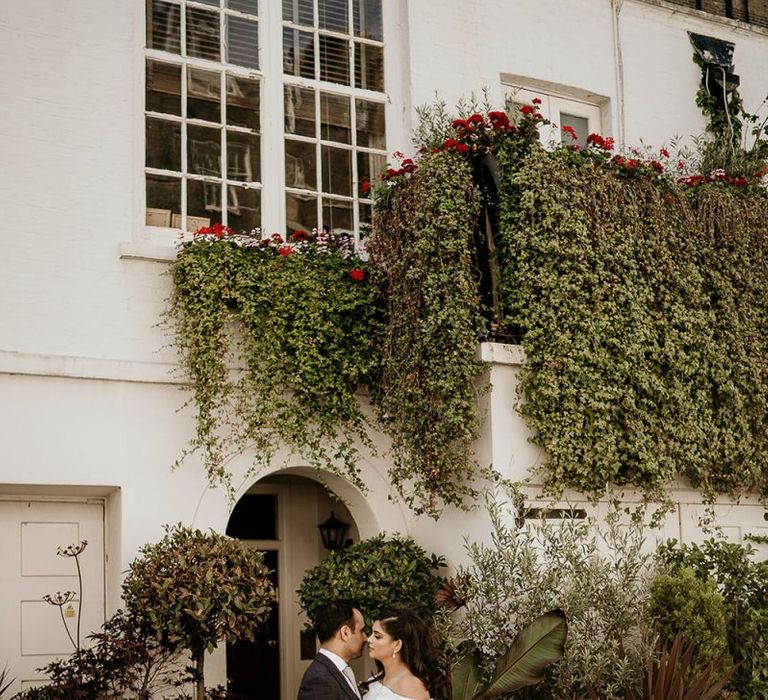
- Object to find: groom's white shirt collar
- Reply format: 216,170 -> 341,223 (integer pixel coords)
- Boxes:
318,648 -> 347,673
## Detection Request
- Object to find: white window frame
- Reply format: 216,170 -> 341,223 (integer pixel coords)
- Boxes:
139,0 -> 400,249
501,77 -> 610,150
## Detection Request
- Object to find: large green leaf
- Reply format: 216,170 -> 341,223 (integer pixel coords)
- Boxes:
452,646 -> 484,700
479,609 -> 568,697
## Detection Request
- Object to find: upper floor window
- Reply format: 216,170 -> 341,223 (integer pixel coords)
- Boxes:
504,83 -> 606,150
144,0 -> 386,242
659,0 -> 768,30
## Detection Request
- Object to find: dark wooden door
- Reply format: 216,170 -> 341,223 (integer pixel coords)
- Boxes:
226,549 -> 280,699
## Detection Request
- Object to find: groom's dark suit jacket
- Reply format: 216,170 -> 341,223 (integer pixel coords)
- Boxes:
297,652 -> 359,700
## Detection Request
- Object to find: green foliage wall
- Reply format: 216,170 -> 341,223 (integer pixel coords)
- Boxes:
369,151 -> 484,515
497,144 -> 768,502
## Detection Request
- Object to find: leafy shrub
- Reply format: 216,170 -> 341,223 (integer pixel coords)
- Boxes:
656,538 -> 768,697
298,534 -> 444,624
439,491 -> 656,699
648,567 -> 730,671
122,524 -> 275,700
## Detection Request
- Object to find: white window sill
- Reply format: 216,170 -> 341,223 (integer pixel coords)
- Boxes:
120,241 -> 177,263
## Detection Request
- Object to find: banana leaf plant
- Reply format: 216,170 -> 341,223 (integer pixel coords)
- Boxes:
452,609 -> 568,700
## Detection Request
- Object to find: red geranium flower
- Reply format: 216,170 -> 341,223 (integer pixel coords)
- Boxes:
455,143 -> 470,153
278,244 -> 294,257
659,147 -> 670,158
532,97 -> 542,105
291,229 -> 311,242
520,104 -> 535,115
468,113 -> 484,124
361,180 -> 371,193
348,268 -> 365,282
562,125 -> 578,140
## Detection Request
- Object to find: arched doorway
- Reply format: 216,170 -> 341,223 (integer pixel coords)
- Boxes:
224,473 -> 363,699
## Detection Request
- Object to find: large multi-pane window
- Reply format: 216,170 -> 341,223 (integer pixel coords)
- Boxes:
145,0 -> 386,239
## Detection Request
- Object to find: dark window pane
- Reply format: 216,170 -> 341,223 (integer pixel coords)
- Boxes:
146,59 -> 181,115
195,0 -> 219,5
187,125 -> 222,176
353,0 -> 382,40
188,179 -> 222,223
320,93 -> 351,143
227,185 -> 261,233
283,28 -> 315,78
354,42 -> 383,91
357,151 -> 385,187
227,15 -> 259,69
285,85 -> 315,137
319,35 -> 349,85
147,0 -> 180,54
227,76 -> 260,130
146,174 -> 181,226
187,7 -> 220,61
227,130 -> 260,181
146,118 -> 181,170
227,493 -> 277,540
355,99 -> 385,148
188,68 -> 221,122
285,139 -> 317,190
359,201 -> 372,236
283,0 -> 313,25
319,0 -> 348,32
286,191 -> 317,233
227,0 -> 258,13
322,198 -> 353,232
321,145 -> 351,196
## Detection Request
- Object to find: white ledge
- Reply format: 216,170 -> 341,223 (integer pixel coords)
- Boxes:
120,241 -> 177,263
0,350 -> 183,385
478,341 -> 526,366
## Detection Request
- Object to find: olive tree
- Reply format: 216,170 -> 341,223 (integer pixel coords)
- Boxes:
122,524 -> 275,700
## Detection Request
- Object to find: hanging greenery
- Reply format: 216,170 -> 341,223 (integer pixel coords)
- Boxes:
166,226 -> 383,492
369,151 -> 484,515
495,139 -> 768,502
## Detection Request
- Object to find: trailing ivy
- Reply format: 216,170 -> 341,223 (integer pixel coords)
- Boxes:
369,151 -> 484,515
166,231 -> 382,492
496,143 -> 768,502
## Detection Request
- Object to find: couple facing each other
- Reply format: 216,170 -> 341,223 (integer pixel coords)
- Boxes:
297,600 -> 449,700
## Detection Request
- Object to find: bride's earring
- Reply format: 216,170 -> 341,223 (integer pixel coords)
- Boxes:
392,650 -> 397,659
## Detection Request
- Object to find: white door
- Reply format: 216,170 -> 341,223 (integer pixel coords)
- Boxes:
680,501 -> 768,561
0,499 -> 106,695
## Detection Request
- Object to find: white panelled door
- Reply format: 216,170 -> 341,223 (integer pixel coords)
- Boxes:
0,499 -> 105,695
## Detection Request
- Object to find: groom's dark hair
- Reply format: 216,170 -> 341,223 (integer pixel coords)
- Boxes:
313,599 -> 359,642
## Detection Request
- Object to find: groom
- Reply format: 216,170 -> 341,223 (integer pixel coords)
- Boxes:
297,599 -> 367,700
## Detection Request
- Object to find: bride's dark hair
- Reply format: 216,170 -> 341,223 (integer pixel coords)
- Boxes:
375,608 -> 451,700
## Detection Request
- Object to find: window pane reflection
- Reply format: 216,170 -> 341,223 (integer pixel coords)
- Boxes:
354,0 -> 383,40
146,60 -> 181,115
227,15 -> 259,69
227,130 -> 261,182
323,198 -> 353,232
320,93 -> 351,144
146,174 -> 181,226
321,146 -> 351,196
228,185 -> 260,232
286,191 -> 317,233
146,118 -> 181,171
227,0 -> 258,13
188,179 -> 222,224
354,42 -> 383,91
227,76 -> 260,130
319,0 -> 348,32
355,99 -> 385,148
319,35 -> 349,85
560,113 -> 589,148
285,86 -> 315,137
285,139 -> 317,190
283,0 -> 313,25
283,28 -> 315,78
147,0 -> 180,54
187,7 -> 220,61
188,68 -> 221,122
187,125 -> 222,176
356,152 -> 385,190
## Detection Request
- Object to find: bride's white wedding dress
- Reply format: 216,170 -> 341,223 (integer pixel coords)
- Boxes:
365,680 -> 432,700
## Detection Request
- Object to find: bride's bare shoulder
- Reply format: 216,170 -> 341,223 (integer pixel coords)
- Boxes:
394,674 -> 430,700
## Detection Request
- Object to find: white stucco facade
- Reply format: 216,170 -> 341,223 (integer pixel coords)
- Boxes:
1,0 -> 767,695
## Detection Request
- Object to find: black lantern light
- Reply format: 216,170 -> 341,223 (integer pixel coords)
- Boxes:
318,511 -> 349,551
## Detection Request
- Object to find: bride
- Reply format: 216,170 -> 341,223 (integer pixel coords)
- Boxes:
363,609 -> 450,700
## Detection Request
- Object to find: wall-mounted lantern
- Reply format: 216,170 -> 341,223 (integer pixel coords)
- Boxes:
318,511 -> 349,551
